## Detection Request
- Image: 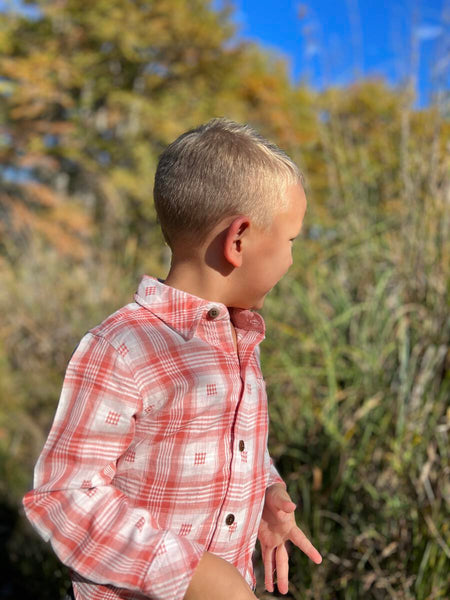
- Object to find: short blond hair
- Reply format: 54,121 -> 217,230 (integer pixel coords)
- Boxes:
153,117 -> 304,248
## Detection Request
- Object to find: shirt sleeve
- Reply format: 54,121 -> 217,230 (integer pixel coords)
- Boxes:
22,332 -> 204,600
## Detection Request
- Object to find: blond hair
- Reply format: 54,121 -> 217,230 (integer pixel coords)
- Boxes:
153,117 -> 304,248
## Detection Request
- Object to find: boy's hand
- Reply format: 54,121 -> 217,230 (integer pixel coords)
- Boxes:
184,551 -> 258,600
257,483 -> 322,595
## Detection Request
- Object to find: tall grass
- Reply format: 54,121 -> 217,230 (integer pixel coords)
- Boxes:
257,91 -> 449,599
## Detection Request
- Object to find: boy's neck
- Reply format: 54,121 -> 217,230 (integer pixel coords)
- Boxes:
163,257 -> 233,308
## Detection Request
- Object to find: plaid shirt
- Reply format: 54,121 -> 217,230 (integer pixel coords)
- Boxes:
23,275 -> 284,600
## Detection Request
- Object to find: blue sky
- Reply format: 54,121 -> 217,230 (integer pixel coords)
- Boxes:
1,0 -> 448,109
228,0 -> 448,108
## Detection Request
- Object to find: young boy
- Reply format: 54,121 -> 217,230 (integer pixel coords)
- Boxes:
23,118 -> 322,600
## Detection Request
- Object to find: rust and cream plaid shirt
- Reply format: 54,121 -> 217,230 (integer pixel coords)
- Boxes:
23,275 -> 284,600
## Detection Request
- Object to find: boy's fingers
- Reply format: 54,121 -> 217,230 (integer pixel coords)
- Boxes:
275,543 -> 289,594
279,500 -> 296,513
263,547 -> 275,592
270,491 -> 296,513
289,526 -> 323,564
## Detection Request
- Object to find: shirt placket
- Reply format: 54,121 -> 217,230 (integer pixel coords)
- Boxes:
206,320 -> 267,567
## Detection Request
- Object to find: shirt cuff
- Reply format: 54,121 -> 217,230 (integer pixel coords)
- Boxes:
267,457 -> 286,488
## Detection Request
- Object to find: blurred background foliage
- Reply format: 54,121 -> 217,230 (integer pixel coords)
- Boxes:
0,0 -> 449,598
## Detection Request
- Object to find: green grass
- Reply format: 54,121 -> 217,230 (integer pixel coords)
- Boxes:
257,140 -> 449,598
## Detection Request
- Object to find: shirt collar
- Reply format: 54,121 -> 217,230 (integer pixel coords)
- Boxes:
134,275 -> 265,342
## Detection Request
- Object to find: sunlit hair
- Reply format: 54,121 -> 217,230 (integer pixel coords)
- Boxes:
153,117 -> 304,248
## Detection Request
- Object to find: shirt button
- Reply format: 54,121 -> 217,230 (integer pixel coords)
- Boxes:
225,513 -> 235,526
239,440 -> 245,452
207,306 -> 220,319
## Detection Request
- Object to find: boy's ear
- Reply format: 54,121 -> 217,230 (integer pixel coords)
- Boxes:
223,216 -> 250,268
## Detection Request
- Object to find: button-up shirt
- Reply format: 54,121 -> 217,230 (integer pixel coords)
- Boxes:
23,275 -> 284,600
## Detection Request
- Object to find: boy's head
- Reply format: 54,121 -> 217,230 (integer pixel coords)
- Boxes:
153,117 -> 305,251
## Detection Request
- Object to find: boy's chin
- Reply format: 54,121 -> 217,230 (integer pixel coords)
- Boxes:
250,296 -> 266,311
233,300 -> 264,311
233,293 -> 267,311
